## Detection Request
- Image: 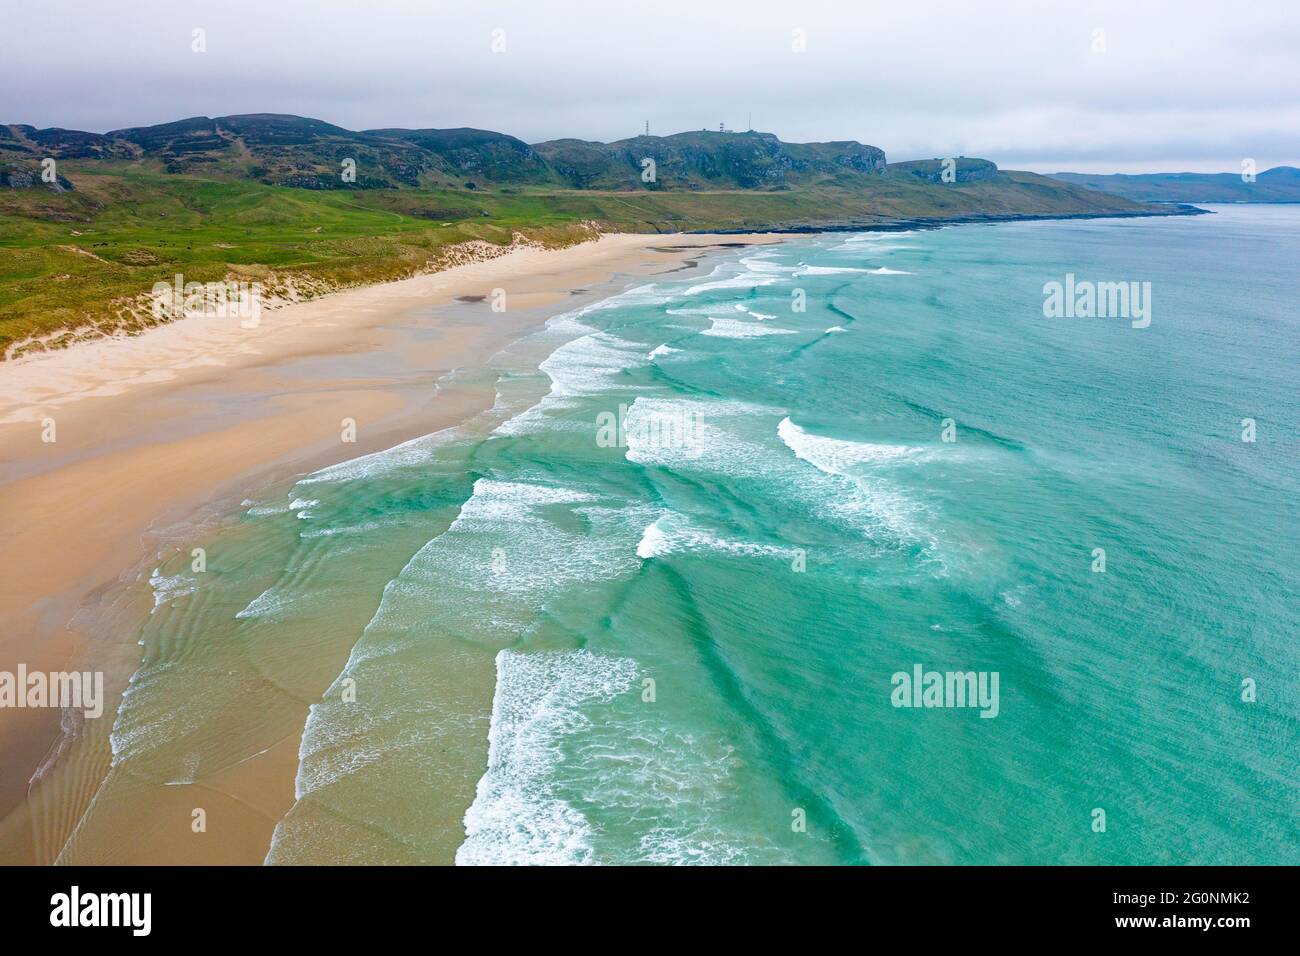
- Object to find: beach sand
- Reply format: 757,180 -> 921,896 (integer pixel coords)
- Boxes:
0,232 -> 783,864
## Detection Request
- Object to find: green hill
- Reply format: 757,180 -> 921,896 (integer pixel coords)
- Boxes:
1050,166 -> 1300,203
533,130 -> 886,189
2,117 -> 895,192
0,113 -> 1193,359
886,157 -> 1000,184
0,114 -> 547,191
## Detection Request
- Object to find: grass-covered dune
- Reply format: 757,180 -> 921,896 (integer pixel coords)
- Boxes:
0,114 -> 1185,359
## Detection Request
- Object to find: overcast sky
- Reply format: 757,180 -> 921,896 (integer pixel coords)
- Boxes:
2,0 -> 1296,173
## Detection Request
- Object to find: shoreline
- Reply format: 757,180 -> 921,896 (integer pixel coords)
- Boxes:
0,208 -> 1204,372
0,208 -> 1207,865
0,231 -> 786,864
692,203 -> 1211,236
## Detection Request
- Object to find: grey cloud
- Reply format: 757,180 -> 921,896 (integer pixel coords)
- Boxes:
1,0 -> 1296,173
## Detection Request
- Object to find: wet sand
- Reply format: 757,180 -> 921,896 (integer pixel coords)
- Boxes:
0,232 -> 784,864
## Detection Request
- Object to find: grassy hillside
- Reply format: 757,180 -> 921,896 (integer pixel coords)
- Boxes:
533,130 -> 886,189
1051,166 -> 1300,203
0,113 -> 1182,359
0,115 -> 552,191
885,157 -> 1000,183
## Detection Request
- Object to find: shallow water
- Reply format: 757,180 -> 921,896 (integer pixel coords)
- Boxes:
110,207 -> 1300,864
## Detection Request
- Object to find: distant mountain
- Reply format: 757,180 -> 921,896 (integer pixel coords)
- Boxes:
0,114 -> 894,192
533,130 -> 886,189
364,127 -> 556,185
2,113 -> 1217,218
1050,167 -> 1300,203
0,113 -> 1191,360
0,114 -> 555,190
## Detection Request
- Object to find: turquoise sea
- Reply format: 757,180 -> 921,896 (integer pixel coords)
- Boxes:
126,206 -> 1299,865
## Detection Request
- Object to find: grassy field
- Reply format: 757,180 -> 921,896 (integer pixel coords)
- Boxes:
0,163 -> 1152,358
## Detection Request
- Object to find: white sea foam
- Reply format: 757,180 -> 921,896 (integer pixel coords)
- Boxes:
682,272 -> 781,296
283,495 -> 636,839
777,417 -> 936,551
738,255 -> 798,274
667,305 -> 747,317
636,512 -> 793,561
489,283 -> 692,439
778,417 -> 921,472
235,587 -> 291,620
825,326 -> 847,333
829,240 -> 916,252
794,265 -> 871,276
148,568 -> 197,613
285,704 -> 385,804
635,519 -> 670,559
290,497 -> 320,519
298,426 -> 459,484
322,475 -> 653,647
793,264 -> 912,276
451,478 -> 591,532
700,317 -> 796,339
648,344 -> 681,359
582,282 -> 673,312
637,832 -> 749,865
732,304 -> 777,320
457,647 -> 757,865
622,396 -> 780,474
494,324 -> 648,436
456,649 -> 639,865
299,519 -> 384,539
108,661 -> 193,765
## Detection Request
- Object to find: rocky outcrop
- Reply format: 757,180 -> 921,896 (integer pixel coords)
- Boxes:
1,162 -> 75,191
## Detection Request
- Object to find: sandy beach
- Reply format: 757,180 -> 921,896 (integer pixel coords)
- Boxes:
0,232 -> 784,864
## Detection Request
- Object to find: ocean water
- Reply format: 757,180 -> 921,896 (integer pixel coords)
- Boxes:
124,206 -> 1300,864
